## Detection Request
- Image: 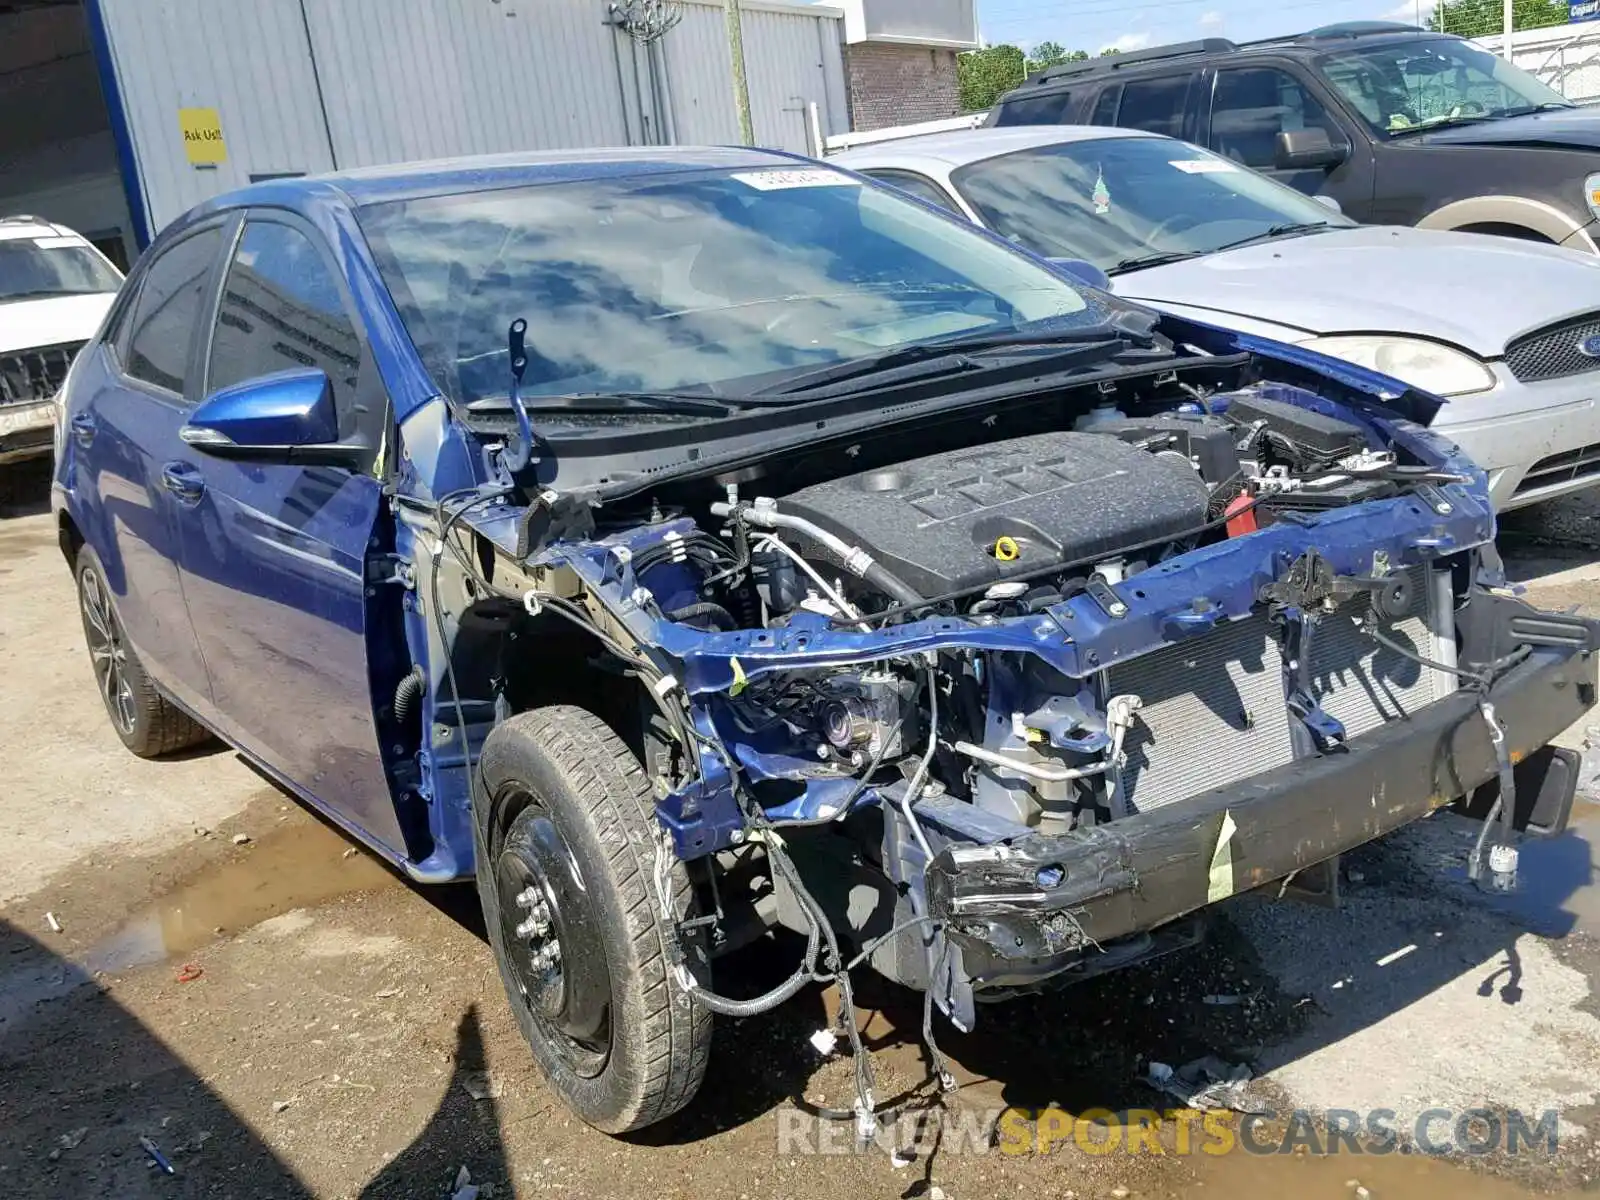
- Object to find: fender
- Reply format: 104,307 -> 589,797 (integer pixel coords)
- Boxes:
1417,194 -> 1595,251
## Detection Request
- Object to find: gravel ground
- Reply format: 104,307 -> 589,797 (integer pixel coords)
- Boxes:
8,473 -> 1600,1199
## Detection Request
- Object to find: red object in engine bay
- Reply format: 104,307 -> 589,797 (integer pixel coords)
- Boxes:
1225,492 -> 1259,538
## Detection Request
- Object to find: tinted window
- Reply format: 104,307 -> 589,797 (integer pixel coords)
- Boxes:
208,221 -> 362,409
864,171 -> 960,213
1114,75 -> 1193,138
124,228 -> 223,395
995,89 -> 1073,126
1210,68 -> 1344,169
1090,86 -> 1121,125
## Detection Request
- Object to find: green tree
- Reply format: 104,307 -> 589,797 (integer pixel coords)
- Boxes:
958,43 -> 1027,111
1429,0 -> 1569,36
1100,46 -> 1124,56
1025,40 -> 1087,73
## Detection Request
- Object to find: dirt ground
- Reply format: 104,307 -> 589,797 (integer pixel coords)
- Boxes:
9,468 -> 1600,1199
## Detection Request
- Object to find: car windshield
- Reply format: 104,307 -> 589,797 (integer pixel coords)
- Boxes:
950,136 -> 1351,272
357,166 -> 1101,403
1319,37 -> 1572,135
0,234 -> 121,302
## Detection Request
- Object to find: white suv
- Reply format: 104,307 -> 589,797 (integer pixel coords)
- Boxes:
0,216 -> 123,506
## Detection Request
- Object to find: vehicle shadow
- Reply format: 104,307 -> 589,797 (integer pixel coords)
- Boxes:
0,460 -> 52,519
0,916 -> 513,1198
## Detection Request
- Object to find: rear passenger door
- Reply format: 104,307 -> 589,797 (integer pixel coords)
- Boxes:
1202,64 -> 1375,218
173,211 -> 405,854
74,222 -> 229,716
1087,72 -> 1202,144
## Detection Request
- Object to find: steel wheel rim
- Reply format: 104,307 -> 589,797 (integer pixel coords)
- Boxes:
495,790 -> 613,1080
81,568 -> 135,735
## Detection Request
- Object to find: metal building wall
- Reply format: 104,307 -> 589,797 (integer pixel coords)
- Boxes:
94,0 -> 338,242
97,0 -> 848,240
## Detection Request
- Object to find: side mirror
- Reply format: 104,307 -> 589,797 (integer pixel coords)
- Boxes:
1275,127 -> 1348,171
1047,257 -> 1113,292
1313,193 -> 1344,215
181,368 -> 357,465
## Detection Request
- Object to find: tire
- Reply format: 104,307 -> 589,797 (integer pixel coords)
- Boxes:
475,705 -> 711,1133
75,547 -> 210,758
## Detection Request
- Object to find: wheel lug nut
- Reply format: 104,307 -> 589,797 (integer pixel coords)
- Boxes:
515,887 -> 541,908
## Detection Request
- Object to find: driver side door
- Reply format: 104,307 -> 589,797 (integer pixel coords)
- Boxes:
172,212 -> 407,855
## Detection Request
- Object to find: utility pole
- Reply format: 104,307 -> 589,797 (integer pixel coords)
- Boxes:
724,0 -> 755,145
1503,0 -> 1514,58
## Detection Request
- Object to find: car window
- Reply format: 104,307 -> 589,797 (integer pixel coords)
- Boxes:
1090,85 -> 1121,125
863,170 -> 961,213
1319,36 -> 1570,135
951,135 -> 1351,272
358,167 -> 1107,404
0,235 -> 122,302
1210,67 -> 1346,170
1113,75 -> 1194,139
207,220 -> 363,413
995,89 -> 1073,126
124,227 -> 224,395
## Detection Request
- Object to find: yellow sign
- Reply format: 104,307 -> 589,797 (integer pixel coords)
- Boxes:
178,108 -> 227,166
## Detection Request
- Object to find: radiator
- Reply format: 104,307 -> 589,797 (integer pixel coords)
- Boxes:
1110,567 -> 1455,813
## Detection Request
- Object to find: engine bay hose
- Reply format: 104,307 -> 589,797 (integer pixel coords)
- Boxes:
711,499 -> 925,608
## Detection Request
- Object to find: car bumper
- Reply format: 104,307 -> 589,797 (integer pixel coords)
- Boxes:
0,400 -> 55,466
925,644 -> 1597,963
1433,366 -> 1600,509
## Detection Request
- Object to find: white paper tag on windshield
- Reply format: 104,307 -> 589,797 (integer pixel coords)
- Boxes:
1171,159 -> 1240,174
731,168 -> 859,191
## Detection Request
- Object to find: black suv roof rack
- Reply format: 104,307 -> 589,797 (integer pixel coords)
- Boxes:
1028,38 -> 1237,86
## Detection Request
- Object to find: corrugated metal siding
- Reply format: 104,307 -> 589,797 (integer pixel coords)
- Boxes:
301,0 -> 631,167
97,0 -> 337,238
99,0 -> 848,237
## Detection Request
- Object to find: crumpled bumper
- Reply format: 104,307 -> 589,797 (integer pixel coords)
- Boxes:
0,401 -> 54,466
926,643 -> 1598,962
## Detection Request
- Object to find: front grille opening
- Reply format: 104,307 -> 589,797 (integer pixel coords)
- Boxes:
0,340 -> 85,405
1505,313 -> 1600,384
1514,441 -> 1600,497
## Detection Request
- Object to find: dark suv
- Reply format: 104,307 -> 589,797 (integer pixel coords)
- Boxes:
989,21 -> 1600,252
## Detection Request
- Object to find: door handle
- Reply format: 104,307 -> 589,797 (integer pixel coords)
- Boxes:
70,413 -> 96,447
160,463 -> 206,504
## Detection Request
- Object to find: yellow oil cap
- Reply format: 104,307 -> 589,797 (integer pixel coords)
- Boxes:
994,536 -> 1021,562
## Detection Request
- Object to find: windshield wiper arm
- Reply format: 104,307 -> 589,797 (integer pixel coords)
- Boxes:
757,323 -> 1157,398
1209,221 -> 1332,254
1109,249 -> 1205,274
466,390 -> 735,417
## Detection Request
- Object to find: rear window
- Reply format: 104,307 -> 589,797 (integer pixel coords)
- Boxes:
995,89 -> 1074,126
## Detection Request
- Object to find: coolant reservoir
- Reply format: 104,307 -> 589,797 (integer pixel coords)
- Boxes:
1074,402 -> 1127,431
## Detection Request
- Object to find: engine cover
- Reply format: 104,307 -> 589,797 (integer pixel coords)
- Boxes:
778,431 -> 1210,596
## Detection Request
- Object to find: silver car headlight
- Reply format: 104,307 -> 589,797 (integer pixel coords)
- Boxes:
1301,335 -> 1495,397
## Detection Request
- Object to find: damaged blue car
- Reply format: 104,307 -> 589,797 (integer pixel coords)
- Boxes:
53,149 -> 1600,1135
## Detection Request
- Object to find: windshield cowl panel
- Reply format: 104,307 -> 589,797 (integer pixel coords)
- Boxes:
357,166 -> 1104,412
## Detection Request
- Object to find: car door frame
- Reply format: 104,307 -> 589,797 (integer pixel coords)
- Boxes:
1195,56 -> 1378,218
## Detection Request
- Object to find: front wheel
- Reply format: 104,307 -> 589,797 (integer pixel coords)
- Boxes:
475,705 -> 711,1133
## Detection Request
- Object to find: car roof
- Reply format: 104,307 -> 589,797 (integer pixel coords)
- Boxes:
831,125 -> 1162,171
0,215 -> 84,242
201,146 -> 807,214
1004,24 -> 1448,96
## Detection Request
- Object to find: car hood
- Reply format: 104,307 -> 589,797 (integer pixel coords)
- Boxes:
1407,107 -> 1600,149
0,293 -> 115,356
1114,226 -> 1600,356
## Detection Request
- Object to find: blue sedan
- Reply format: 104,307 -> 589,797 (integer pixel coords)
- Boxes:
52,148 -> 1597,1135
